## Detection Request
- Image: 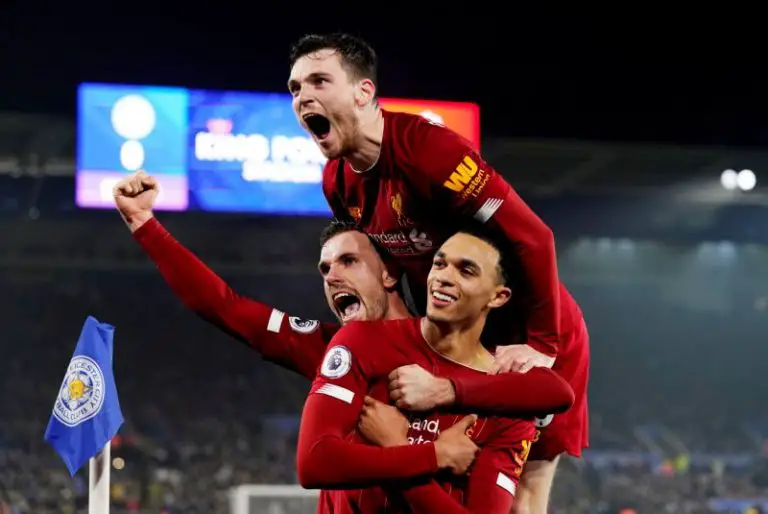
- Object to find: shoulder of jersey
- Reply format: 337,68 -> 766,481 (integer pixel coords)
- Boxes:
343,319 -> 391,332
384,110 -> 444,161
397,316 -> 422,331
342,318 -> 408,339
375,317 -> 421,340
331,321 -> 385,359
385,109 -> 422,122
385,109 -> 438,132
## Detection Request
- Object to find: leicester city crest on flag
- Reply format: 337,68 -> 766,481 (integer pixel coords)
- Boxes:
53,355 -> 106,427
45,316 -> 124,476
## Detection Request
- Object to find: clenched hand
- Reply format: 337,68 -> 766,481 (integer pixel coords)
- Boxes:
113,170 -> 159,232
388,364 -> 455,411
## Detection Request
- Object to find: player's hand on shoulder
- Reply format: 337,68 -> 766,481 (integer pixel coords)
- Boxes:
358,396 -> 409,448
113,170 -> 159,230
434,414 -> 479,475
388,364 -> 454,411
492,344 -> 555,374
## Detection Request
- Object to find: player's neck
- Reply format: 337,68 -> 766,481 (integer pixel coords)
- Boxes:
420,317 -> 493,369
382,294 -> 412,321
347,107 -> 384,172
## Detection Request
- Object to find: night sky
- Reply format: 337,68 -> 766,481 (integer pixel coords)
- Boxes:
1,5 -> 764,146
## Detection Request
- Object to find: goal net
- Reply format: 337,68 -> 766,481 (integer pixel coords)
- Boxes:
229,484 -> 319,514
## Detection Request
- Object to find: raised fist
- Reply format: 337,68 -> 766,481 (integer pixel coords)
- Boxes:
113,170 -> 159,230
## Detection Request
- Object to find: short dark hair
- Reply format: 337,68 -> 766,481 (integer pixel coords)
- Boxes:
319,218 -> 364,248
454,226 -> 515,286
289,33 -> 378,86
319,219 -> 391,263
319,218 -> 407,298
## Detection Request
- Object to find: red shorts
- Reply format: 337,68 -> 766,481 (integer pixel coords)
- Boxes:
528,313 -> 590,461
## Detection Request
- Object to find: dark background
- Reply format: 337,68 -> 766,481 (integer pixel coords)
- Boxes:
2,6 -> 765,145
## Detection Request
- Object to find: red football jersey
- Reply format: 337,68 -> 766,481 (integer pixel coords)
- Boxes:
133,218 -> 575,418
323,110 -> 563,357
297,317 -> 537,513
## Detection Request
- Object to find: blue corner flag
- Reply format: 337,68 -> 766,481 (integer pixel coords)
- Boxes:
44,316 -> 124,476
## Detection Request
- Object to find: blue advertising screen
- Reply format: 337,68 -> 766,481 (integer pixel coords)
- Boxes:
76,83 -> 480,214
76,83 -> 328,214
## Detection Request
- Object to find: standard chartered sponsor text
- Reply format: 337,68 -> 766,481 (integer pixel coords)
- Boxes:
408,417 -> 441,444
194,132 -> 326,183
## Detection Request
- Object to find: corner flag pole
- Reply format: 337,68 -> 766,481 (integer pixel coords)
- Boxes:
88,443 -> 112,514
89,322 -> 115,514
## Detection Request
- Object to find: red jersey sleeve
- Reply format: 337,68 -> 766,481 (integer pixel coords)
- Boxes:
451,368 -> 574,416
296,322 -> 439,489
408,120 -> 560,357
462,421 -> 535,513
133,217 -> 334,379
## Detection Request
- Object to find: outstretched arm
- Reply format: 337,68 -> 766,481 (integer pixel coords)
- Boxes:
133,217 -> 331,378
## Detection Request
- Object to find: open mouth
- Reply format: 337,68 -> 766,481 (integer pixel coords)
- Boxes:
303,113 -> 331,140
431,290 -> 457,306
333,292 -> 362,321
